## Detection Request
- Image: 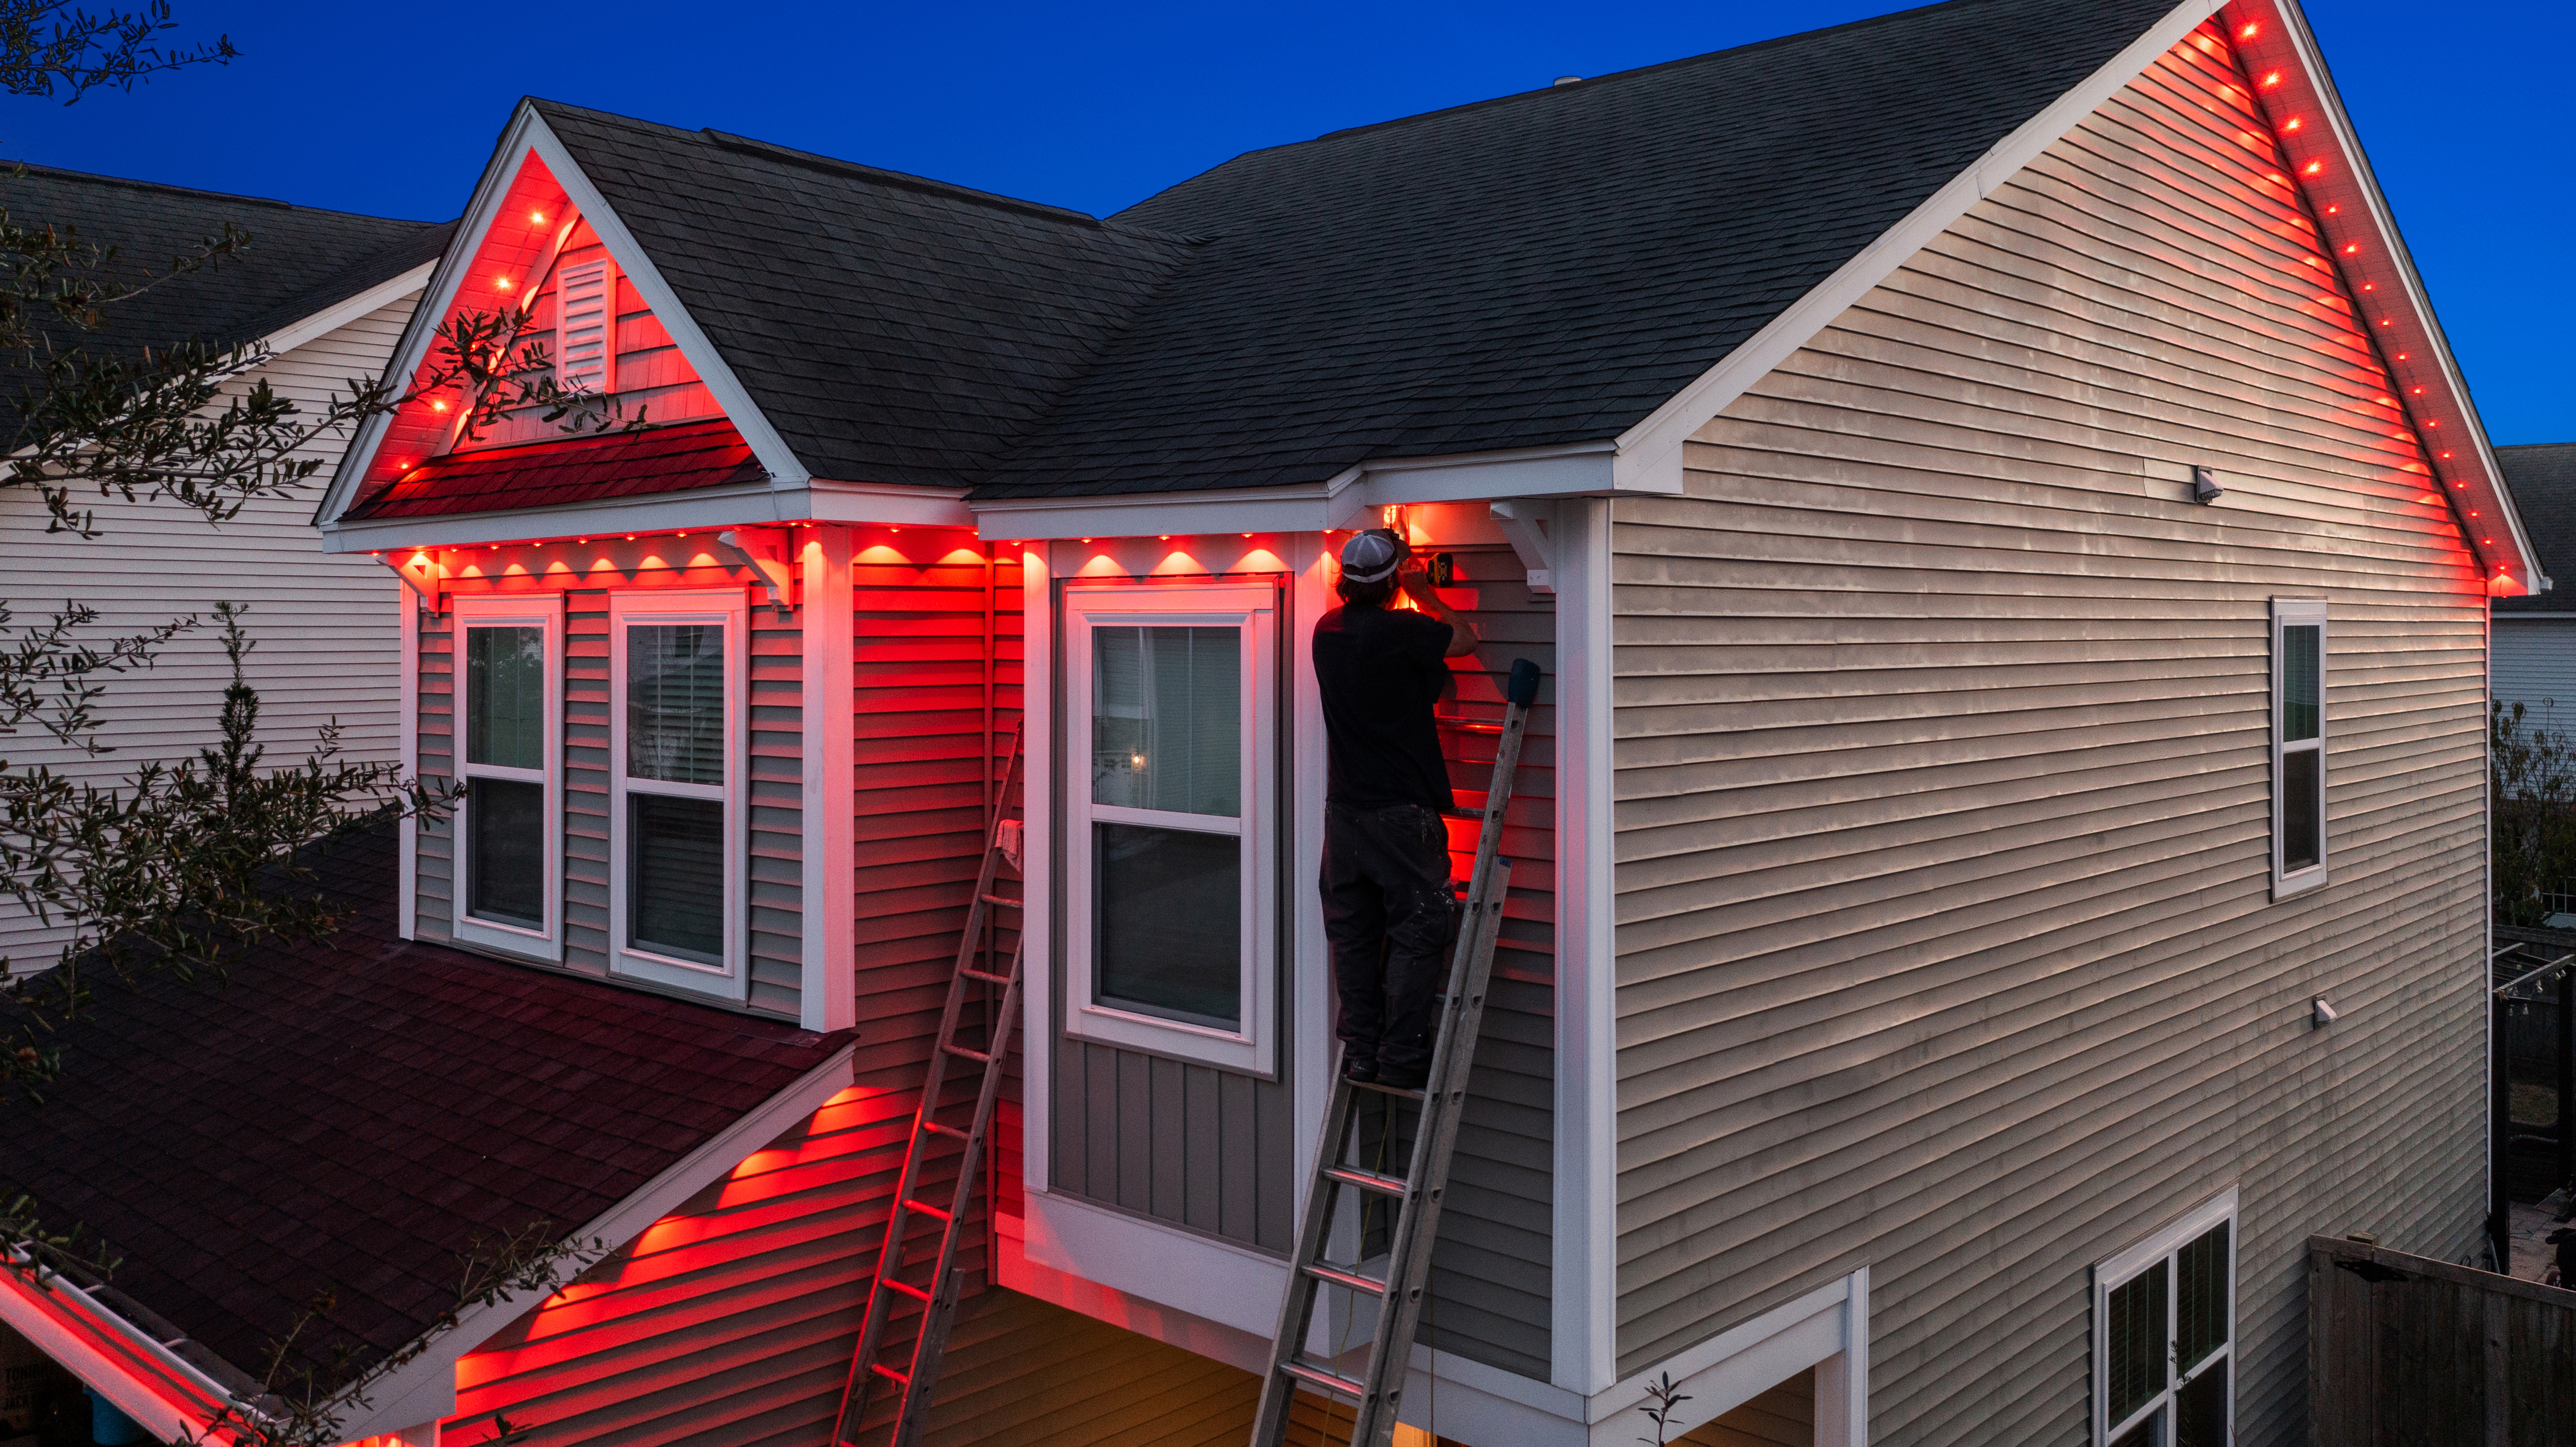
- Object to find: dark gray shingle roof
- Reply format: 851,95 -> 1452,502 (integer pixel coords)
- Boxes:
974,0 -> 2183,496
2495,443 -> 2576,614
532,103 -> 1201,491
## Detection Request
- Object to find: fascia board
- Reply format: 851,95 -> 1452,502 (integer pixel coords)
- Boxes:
2251,0 -> 2544,592
320,482 -> 784,551
968,442 -> 1640,541
316,103 -> 549,529
338,1040 -> 858,1437
1611,0 -> 2228,487
800,478 -> 977,528
257,261 -> 437,360
0,1259 -> 231,1444
521,115 -> 811,492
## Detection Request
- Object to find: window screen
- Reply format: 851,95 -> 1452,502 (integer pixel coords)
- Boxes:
465,625 -> 545,770
627,625 -> 726,784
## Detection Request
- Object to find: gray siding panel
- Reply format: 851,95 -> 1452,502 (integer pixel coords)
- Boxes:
1609,29 -> 2485,1447
564,592 -> 611,977
2493,617 -> 2576,723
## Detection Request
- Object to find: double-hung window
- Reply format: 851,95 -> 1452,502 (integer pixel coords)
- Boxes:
609,590 -> 746,999
2095,1191 -> 2236,1447
451,595 -> 562,958
1063,583 -> 1278,1074
2271,599 -> 2327,896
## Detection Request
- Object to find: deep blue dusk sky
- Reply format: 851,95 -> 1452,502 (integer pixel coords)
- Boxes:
7,0 -> 2567,442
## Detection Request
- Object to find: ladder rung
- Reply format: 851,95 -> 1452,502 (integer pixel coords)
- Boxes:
878,1276 -> 932,1304
871,1362 -> 910,1386
942,1042 -> 993,1064
1322,1164 -> 1408,1197
1280,1360 -> 1366,1399
961,967 -> 1014,986
922,1120 -> 971,1140
900,1197 -> 953,1222
977,892 -> 1021,908
1302,1262 -> 1387,1297
1350,1078 -> 1426,1102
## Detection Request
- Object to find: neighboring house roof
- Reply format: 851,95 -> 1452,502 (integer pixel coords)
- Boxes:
529,107 -> 1201,492
2494,444 -> 2576,614
983,0 -> 2178,497
347,417 -> 761,519
0,823 -> 850,1396
0,164 -> 454,447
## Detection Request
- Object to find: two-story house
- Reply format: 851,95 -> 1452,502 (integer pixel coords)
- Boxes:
0,0 -> 2532,1443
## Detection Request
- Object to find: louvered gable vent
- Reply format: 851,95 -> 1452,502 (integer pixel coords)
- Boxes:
555,256 -> 612,394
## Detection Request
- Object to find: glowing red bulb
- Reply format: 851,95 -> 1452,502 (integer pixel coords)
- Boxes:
2262,71 -> 2282,86
496,277 -> 514,289
2304,162 -> 2324,175
2440,452 -> 2452,459
430,400 -> 448,412
2411,387 -> 2423,395
2326,205 -> 2339,215
2284,118 -> 2302,132
2343,244 -> 2360,255
2239,22 -> 2258,37
2361,283 -> 2374,292
530,210 -> 547,223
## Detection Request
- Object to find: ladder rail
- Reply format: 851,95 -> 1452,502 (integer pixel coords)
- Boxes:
1251,658 -> 1541,1447
833,727 -> 1026,1447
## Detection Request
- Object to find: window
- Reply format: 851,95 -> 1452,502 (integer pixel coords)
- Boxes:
451,595 -> 562,959
2271,599 -> 2327,896
2095,1191 -> 2236,1447
1063,583 -> 1278,1074
609,591 -> 746,999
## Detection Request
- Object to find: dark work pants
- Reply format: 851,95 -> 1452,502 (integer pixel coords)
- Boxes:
1321,802 -> 1455,1076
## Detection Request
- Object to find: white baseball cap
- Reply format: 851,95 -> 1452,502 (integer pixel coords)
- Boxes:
1339,528 -> 1409,584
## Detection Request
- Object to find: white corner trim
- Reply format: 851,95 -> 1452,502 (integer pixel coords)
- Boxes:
1552,498 -> 1617,1396
1584,1268 -> 1870,1447
339,1041 -> 858,1436
257,262 -> 436,360
1611,0 -> 2228,485
801,526 -> 857,1031
398,593 -> 420,943
1020,544 -> 1056,1195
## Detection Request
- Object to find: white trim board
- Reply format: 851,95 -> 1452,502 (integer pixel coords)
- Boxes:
799,526 -> 857,1031
259,261 -> 436,359
340,1041 -> 858,1436
1552,497 -> 1617,1396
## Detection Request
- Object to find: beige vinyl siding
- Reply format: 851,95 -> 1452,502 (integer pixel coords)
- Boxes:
0,297 -> 414,972
1677,1368 -> 1813,1447
1609,27 -> 2485,1447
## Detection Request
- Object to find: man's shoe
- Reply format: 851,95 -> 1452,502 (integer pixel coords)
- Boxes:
1341,1053 -> 1379,1085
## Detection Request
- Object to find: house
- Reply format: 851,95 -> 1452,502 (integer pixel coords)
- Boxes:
2489,444 -> 2576,724
0,0 -> 2536,1442
0,165 -> 452,974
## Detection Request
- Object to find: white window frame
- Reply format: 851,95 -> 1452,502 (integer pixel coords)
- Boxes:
2271,598 -> 2328,898
450,593 -> 563,961
608,589 -> 748,1001
2092,1187 -> 2238,1447
1062,581 -> 1279,1075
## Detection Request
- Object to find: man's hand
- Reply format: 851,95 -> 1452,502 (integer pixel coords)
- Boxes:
1400,560 -> 1480,657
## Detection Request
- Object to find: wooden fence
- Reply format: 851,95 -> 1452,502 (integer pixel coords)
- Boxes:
2309,1236 -> 2576,1445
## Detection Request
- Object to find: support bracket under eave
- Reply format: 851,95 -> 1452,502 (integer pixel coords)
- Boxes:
1489,501 -> 1556,594
380,551 -> 444,615
717,527 -> 798,616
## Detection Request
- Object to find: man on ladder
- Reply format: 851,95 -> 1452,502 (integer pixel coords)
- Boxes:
1312,526 -> 1479,1091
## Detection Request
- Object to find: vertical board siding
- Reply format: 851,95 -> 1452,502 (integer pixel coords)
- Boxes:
2492,618 -> 2576,724
1608,31 -> 2487,1447
564,592 -> 611,974
417,608 -> 456,941
0,299 -> 414,971
750,608 -> 805,1015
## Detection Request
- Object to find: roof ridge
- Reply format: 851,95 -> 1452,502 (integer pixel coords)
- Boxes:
1301,0 -> 2020,149
0,160 -> 445,225
699,129 -> 1108,229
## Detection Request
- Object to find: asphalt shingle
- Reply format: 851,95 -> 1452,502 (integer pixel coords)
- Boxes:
2495,444 -> 2576,614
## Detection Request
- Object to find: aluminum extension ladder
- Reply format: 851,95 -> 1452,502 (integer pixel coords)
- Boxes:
1251,657 -> 1544,1447
831,727 -> 1025,1447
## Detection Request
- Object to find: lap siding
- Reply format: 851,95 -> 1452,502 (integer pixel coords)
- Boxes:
1607,30 -> 2487,1447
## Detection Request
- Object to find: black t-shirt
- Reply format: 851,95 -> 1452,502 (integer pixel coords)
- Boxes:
1313,603 -> 1454,811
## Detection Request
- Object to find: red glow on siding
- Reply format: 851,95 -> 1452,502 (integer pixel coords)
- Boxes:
2493,572 -> 2527,597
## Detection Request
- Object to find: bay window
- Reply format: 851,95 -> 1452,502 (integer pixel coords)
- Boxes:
1064,583 -> 1278,1074
2095,1190 -> 2236,1447
2271,599 -> 2326,896
451,594 -> 561,958
609,590 -> 746,998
